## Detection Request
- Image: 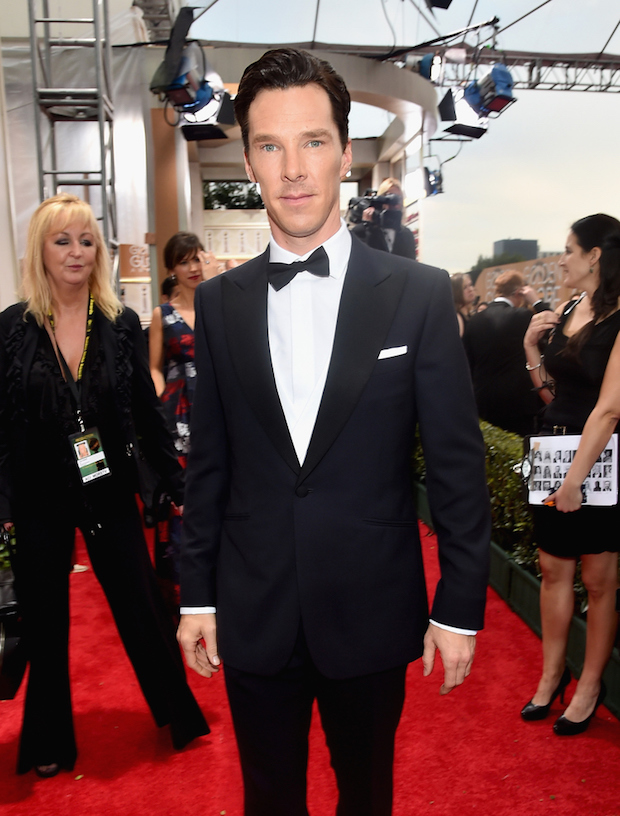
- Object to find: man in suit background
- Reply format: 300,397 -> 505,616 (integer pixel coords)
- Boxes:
177,48 -> 490,816
463,270 -> 549,436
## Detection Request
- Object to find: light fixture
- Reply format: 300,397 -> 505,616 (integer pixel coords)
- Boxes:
464,65 -> 516,117
438,89 -> 488,139
180,90 -> 236,141
424,167 -> 443,196
408,53 -> 443,84
150,6 -> 237,136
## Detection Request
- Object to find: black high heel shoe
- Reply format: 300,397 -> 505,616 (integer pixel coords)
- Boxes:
553,681 -> 606,736
521,667 -> 571,721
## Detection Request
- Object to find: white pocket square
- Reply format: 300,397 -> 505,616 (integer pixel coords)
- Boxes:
378,345 -> 407,360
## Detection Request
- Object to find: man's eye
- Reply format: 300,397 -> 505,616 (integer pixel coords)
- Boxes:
308,140 -> 322,148
262,144 -> 277,152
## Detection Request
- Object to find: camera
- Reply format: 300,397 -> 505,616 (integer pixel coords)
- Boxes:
347,191 -> 402,225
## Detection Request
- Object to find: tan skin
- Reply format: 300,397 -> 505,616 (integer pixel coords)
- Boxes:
149,249 -> 215,397
176,83 -> 476,695
524,230 -> 620,723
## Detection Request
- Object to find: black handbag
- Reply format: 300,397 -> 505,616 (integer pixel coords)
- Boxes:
0,529 -> 27,700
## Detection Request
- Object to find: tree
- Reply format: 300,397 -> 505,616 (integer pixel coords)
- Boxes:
468,253 -> 526,284
203,181 -> 263,210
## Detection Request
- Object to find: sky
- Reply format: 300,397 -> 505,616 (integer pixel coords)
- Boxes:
190,0 -> 620,272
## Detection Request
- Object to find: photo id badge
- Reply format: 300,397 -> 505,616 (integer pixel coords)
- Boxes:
69,427 -> 111,485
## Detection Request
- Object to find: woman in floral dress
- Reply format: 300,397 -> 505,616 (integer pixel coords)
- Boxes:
149,233 -> 217,606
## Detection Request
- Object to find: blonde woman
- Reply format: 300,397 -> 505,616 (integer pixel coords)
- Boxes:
0,194 -> 208,777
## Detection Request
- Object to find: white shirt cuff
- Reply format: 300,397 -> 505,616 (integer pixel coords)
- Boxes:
430,618 -> 477,636
180,606 -> 216,615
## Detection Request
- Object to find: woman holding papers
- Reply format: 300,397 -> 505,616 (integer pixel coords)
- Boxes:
522,213 -> 620,736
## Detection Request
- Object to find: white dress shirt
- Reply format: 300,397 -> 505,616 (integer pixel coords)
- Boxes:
267,221 -> 351,464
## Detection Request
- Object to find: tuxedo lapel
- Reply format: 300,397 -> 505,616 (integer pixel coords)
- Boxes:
299,240 -> 407,482
222,254 -> 300,475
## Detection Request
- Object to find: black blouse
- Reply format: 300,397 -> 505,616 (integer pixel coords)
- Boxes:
542,307 -> 620,432
27,324 -> 136,495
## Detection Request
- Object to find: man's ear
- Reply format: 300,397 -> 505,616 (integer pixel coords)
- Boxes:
340,139 -> 353,180
244,152 -> 256,183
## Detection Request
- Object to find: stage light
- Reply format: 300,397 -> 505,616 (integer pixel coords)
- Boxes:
424,167 -> 443,196
180,89 -> 236,141
438,89 -> 456,121
438,89 -> 487,139
464,65 -> 516,117
407,53 -> 442,84
149,6 -> 237,133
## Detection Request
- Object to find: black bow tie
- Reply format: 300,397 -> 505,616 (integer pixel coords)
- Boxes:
267,246 -> 330,291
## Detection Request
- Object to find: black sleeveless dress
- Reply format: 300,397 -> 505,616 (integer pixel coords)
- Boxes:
533,305 -> 620,557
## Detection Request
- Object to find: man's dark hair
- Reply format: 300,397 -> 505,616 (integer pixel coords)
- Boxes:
234,48 -> 350,153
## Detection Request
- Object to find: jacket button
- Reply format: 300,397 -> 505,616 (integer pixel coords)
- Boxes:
295,486 -> 310,498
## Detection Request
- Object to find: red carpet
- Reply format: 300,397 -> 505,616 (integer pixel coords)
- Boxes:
1,524 -> 619,816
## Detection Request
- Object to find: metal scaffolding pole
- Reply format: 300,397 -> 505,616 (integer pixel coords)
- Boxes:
27,0 -> 117,252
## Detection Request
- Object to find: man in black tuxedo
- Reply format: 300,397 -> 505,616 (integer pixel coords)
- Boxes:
177,48 -> 490,816
463,270 -> 549,436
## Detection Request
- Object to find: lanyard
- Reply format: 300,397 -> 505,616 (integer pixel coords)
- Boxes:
47,294 -> 94,433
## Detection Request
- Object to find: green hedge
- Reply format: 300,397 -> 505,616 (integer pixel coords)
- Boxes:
412,421 -> 589,610
0,530 -> 13,571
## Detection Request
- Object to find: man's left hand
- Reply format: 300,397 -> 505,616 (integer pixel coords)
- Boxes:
422,623 -> 476,695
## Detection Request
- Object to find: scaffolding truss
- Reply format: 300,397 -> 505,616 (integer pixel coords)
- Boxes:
27,0 -> 117,250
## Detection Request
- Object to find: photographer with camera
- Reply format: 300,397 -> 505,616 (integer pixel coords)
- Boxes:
349,178 -> 417,260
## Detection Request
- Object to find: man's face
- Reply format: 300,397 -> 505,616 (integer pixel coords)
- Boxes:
243,83 -> 352,253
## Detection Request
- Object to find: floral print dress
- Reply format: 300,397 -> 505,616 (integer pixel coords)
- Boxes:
160,303 -> 196,469
155,303 -> 196,600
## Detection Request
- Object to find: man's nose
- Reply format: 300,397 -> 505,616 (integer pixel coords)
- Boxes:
282,150 -> 305,182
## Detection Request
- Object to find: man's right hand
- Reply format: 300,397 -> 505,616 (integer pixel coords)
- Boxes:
177,613 -> 220,678
361,206 -> 376,223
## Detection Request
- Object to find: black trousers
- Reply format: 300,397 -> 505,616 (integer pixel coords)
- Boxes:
12,483 -> 208,773
224,627 -> 407,816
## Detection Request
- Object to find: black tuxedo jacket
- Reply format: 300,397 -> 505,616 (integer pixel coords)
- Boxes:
181,237 -> 490,680
463,300 -> 547,436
